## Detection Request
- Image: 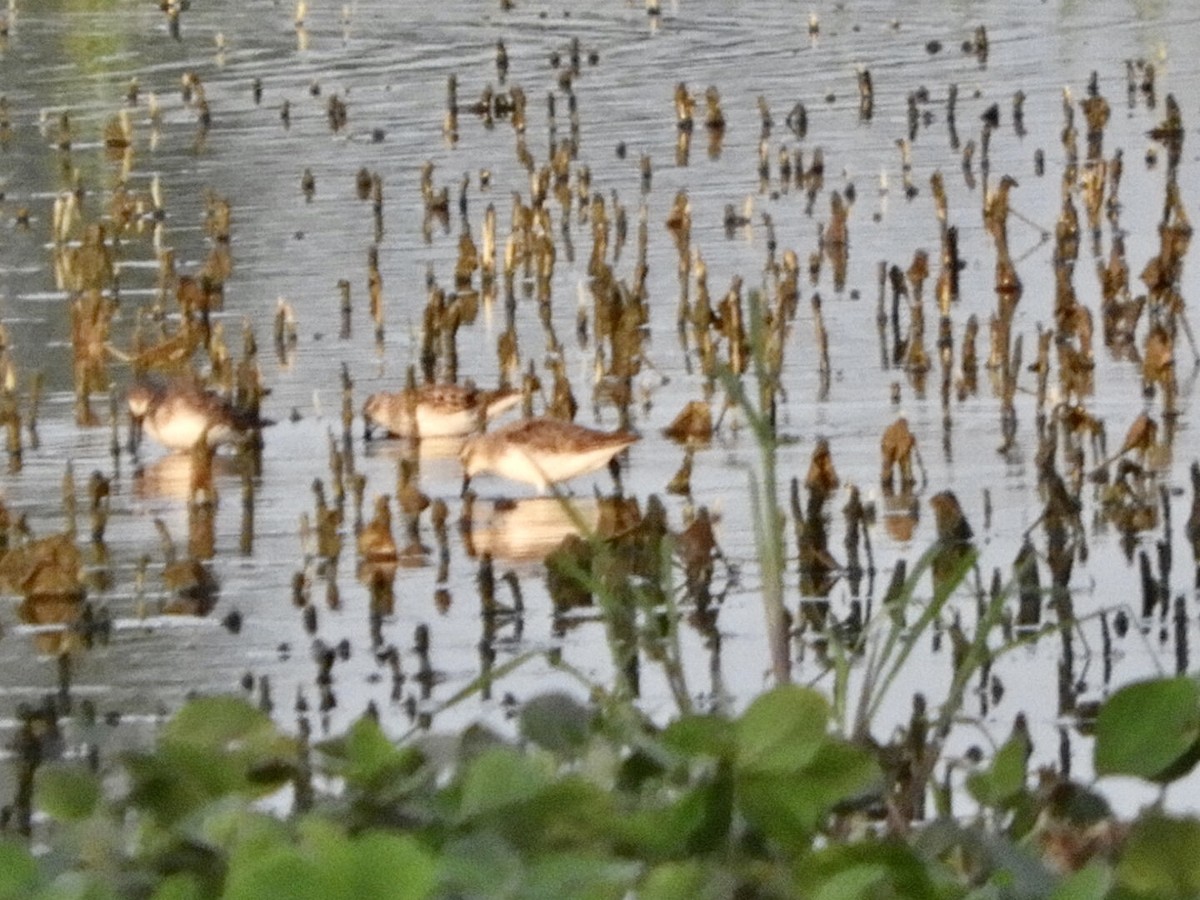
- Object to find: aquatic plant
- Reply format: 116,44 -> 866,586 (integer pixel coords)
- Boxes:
6,668 -> 1200,898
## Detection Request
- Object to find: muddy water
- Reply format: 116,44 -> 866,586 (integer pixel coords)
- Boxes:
1,0 -> 1199,813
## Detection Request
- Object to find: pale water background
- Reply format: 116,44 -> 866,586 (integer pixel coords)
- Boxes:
1,0 -> 1199,814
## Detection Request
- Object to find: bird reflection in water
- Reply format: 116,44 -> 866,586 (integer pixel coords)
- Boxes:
462,495 -> 638,563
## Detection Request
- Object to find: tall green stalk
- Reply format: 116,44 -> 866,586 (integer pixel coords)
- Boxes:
720,289 -> 790,685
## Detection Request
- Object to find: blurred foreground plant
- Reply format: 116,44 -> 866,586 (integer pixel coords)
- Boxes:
6,670 -> 1200,898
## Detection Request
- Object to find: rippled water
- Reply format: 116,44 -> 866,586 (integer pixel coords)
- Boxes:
2,0 -> 1200,814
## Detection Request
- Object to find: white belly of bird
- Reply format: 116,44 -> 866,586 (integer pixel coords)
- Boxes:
414,393 -> 518,437
492,442 -> 620,491
148,412 -> 235,450
413,405 -> 477,438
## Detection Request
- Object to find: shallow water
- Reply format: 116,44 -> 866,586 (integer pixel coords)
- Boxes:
1,0 -> 1200,815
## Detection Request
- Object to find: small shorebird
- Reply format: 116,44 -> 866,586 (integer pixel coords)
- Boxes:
460,417 -> 638,494
128,379 -> 268,452
362,383 -> 519,439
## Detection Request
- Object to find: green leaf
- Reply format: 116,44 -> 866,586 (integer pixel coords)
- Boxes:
292,821 -> 432,900
127,697 -> 298,823
522,853 -> 638,900
518,779 -> 617,848
319,716 -> 422,793
1050,863 -> 1114,900
810,865 -> 889,900
519,693 -> 593,757
735,685 -> 831,776
36,765 -> 101,821
738,740 -> 880,847
0,842 -> 38,900
795,841 -> 940,900
201,804 -> 292,861
639,861 -> 732,900
435,834 -> 523,899
966,735 -> 1029,809
125,746 -> 243,824
1117,814 -> 1200,898
223,846 -> 327,900
150,874 -> 206,900
729,686 -> 883,849
163,696 -> 281,755
343,832 -> 435,900
458,747 -> 549,820
619,775 -> 733,858
661,714 -> 735,760
1095,677 -> 1200,782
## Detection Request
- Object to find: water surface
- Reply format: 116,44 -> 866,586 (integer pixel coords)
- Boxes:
1,0 -> 1199,814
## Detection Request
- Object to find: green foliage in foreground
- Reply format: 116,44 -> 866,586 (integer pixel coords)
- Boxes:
6,675 -> 1200,899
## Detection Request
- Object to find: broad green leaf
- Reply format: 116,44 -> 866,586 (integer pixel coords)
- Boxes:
319,715 -> 422,793
661,714 -> 735,760
639,861 -> 733,900
124,749 -> 223,823
223,846 -> 327,900
127,697 -> 298,823
320,714 -> 395,770
230,821 -> 433,900
522,853 -> 639,900
150,874 -> 205,900
519,692 -> 593,756
794,740 -> 879,804
795,841 -> 940,900
125,745 -> 252,823
221,817 -> 297,898
1116,813 -> 1200,899
435,834 -> 523,899
458,747 -> 549,820
295,814 -> 346,858
163,696 -> 281,755
1050,863 -> 1113,900
518,779 -> 617,847
810,865 -> 889,900
0,842 -> 38,900
618,776 -> 733,858
738,741 -> 880,846
966,736 -> 1029,808
36,764 -> 100,821
1095,676 -> 1200,782
343,832 -> 435,900
202,804 -> 291,860
735,685 -> 831,776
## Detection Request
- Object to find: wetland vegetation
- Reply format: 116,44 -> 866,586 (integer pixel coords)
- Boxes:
2,0 -> 1200,895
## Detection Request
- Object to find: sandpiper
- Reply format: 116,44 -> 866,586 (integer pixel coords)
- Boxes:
128,379 -> 269,452
460,417 -> 638,494
362,383 -> 519,439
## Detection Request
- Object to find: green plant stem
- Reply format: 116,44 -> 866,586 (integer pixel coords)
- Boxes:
718,289 -> 791,687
